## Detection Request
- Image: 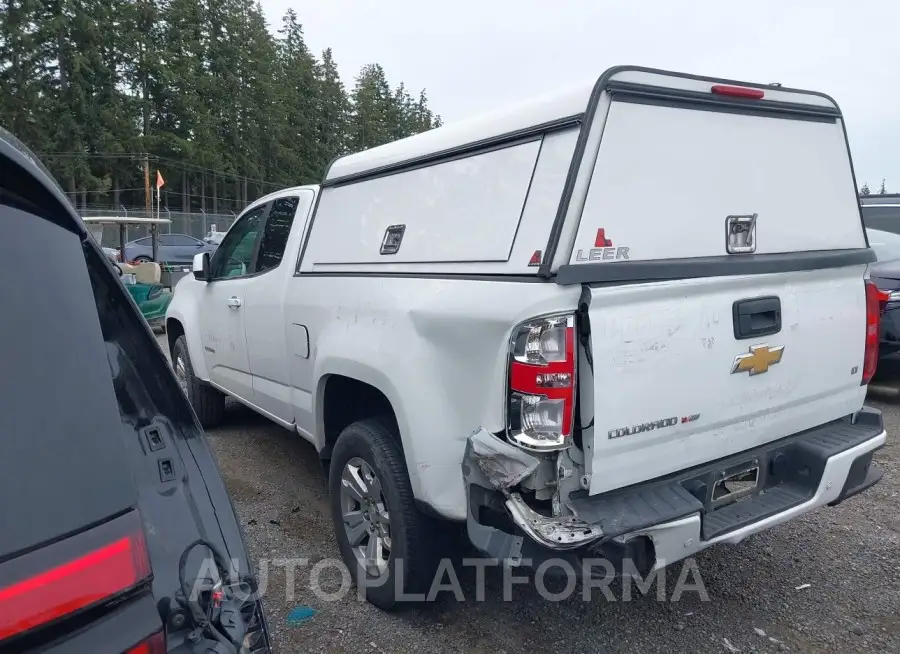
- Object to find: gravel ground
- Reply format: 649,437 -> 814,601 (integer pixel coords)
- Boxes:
158,335 -> 899,654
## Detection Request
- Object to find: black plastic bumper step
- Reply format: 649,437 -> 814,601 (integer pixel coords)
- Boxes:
701,483 -> 809,540
567,482 -> 702,536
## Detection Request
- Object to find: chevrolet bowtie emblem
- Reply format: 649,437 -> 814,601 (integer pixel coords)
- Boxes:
731,344 -> 784,376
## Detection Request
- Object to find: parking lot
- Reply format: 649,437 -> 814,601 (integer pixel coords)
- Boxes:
157,336 -> 899,654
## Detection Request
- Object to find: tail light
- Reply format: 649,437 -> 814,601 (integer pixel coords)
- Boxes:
127,631 -> 166,654
862,280 -> 887,385
0,523 -> 152,642
507,313 -> 576,451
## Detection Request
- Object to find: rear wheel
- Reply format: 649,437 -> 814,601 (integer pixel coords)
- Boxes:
133,255 -> 152,263
172,335 -> 225,428
329,418 -> 439,610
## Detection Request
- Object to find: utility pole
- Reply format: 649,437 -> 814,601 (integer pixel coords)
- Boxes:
143,154 -> 151,216
143,154 -> 158,261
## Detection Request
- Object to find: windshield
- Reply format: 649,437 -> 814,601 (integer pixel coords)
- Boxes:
866,228 -> 900,262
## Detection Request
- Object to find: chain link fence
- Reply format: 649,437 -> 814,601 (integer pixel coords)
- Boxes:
80,206 -> 239,246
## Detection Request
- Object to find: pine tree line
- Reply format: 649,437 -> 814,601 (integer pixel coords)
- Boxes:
0,2 -> 442,213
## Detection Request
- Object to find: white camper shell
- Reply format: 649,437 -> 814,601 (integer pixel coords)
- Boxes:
302,67 -> 867,277
168,65 -> 886,608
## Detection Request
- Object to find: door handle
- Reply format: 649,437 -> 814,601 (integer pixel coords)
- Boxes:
732,296 -> 781,340
226,296 -> 242,309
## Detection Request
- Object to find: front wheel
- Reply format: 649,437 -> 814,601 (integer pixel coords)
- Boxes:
329,419 -> 439,610
133,255 -> 152,263
172,335 -> 225,428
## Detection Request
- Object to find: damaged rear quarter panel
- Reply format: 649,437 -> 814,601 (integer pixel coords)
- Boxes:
306,277 -> 581,520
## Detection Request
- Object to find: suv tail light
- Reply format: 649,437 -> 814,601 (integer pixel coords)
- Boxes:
0,525 -> 152,642
127,631 -> 166,654
863,280 -> 887,385
507,313 -> 576,451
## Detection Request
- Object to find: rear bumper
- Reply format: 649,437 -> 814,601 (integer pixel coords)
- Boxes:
463,408 -> 885,569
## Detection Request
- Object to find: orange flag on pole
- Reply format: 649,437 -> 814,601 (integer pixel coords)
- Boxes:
155,170 -> 165,191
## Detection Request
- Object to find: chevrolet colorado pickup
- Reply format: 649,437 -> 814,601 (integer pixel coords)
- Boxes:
166,65 -> 887,610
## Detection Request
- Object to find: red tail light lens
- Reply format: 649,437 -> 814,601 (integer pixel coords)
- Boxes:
127,631 -> 166,654
507,313 -> 576,451
862,280 -> 885,385
0,528 -> 151,642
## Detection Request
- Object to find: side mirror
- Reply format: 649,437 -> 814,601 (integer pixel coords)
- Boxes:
192,252 -> 211,281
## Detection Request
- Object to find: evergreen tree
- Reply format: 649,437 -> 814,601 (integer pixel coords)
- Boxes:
273,9 -> 320,183
0,4 -> 442,210
315,48 -> 350,164
0,1 -> 51,153
348,63 -> 395,151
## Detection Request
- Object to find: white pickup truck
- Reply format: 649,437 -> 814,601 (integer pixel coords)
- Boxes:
166,65 -> 887,609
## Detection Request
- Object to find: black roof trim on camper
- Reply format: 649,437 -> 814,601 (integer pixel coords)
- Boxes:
555,248 -> 876,286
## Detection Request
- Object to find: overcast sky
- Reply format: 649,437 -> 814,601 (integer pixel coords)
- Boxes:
261,0 -> 899,191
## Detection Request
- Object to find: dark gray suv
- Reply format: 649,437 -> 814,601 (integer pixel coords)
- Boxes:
126,233 -> 218,264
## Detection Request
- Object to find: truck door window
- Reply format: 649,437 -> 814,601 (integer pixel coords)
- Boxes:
255,196 -> 300,273
210,205 -> 266,279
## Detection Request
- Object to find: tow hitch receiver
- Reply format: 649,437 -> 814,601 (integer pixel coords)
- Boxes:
711,459 -> 760,509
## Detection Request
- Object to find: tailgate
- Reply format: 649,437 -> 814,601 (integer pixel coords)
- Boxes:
584,267 -> 867,494
563,74 -> 872,495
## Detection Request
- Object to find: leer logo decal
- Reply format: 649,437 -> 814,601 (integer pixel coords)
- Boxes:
731,344 -> 784,376
575,228 -> 630,262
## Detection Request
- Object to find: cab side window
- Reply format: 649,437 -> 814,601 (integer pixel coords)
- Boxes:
209,204 -> 266,279
255,197 -> 299,273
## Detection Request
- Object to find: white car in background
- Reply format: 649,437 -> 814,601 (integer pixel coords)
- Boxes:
203,230 -> 227,246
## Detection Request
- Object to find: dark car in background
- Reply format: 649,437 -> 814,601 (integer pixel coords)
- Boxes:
0,128 -> 270,652
861,194 -> 900,235
126,233 -> 217,264
866,228 -> 900,378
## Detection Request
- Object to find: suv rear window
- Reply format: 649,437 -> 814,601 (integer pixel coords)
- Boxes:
0,195 -> 136,560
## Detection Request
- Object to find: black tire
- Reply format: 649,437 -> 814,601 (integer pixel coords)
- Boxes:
329,418 -> 439,610
172,335 -> 225,429
133,255 -> 152,263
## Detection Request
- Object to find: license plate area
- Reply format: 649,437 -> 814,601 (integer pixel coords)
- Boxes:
711,458 -> 760,509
